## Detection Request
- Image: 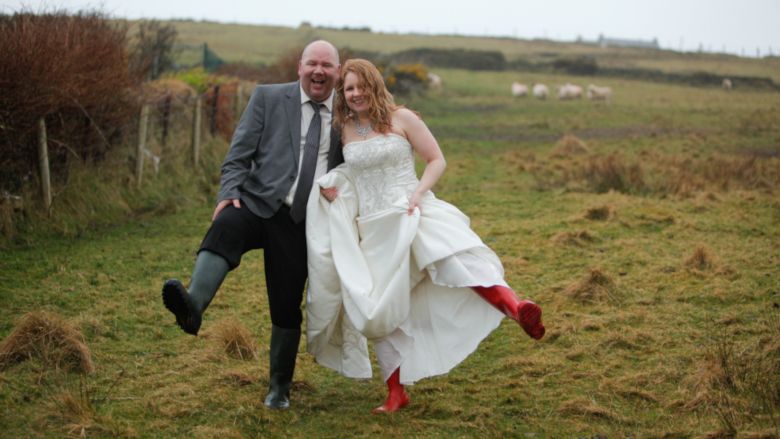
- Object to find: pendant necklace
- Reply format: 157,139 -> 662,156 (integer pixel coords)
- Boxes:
355,116 -> 373,139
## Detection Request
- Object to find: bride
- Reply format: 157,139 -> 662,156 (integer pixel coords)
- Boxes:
305,59 -> 545,414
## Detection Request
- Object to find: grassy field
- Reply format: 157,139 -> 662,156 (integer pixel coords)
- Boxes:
160,20 -> 780,84
1,64 -> 780,437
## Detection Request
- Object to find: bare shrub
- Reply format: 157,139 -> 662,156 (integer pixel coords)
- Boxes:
564,268 -> 619,303
140,79 -> 196,105
129,20 -> 178,81
215,62 -> 267,81
0,310 -> 94,373
0,11 -> 141,192
204,83 -> 238,141
551,134 -> 590,158
210,319 -> 257,360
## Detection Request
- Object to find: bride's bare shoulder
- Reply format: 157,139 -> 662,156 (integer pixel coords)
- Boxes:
391,107 -> 423,132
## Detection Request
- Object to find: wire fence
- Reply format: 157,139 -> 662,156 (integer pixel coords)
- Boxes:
1,82 -> 254,214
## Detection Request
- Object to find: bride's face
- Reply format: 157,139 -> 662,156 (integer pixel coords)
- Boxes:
343,72 -> 370,116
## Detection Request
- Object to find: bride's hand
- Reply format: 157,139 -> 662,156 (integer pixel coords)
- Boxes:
320,186 -> 338,202
408,192 -> 422,215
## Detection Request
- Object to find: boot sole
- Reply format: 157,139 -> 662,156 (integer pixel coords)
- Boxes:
162,280 -> 201,335
517,301 -> 545,340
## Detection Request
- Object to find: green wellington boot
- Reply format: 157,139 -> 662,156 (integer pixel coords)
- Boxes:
264,325 -> 301,409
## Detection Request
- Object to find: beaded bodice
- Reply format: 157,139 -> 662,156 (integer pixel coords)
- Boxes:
343,134 -> 419,217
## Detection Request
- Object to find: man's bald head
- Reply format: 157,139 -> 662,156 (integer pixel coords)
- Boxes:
298,40 -> 341,102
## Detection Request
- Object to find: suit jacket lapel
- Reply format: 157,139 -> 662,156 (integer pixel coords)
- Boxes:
285,83 -> 302,165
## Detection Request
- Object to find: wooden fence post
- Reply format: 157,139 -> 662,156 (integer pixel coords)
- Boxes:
37,118 -> 52,211
161,93 -> 171,148
235,83 -> 243,118
136,104 -> 150,187
210,85 -> 220,137
191,95 -> 202,165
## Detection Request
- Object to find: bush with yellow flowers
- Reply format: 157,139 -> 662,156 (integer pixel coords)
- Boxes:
385,63 -> 429,95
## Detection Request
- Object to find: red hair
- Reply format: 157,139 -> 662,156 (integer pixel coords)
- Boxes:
333,58 -> 397,134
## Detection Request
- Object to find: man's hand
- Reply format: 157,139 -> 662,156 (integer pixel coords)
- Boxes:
213,199 -> 241,221
320,186 -> 338,202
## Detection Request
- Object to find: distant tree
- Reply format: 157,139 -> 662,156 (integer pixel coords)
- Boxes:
131,20 -> 179,80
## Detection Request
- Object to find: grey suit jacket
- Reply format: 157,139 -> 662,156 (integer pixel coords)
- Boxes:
217,81 -> 344,219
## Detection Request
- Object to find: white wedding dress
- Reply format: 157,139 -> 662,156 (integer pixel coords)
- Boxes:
305,133 -> 506,385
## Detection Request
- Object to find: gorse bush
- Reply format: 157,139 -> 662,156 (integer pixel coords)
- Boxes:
386,63 -> 429,95
0,11 -> 141,193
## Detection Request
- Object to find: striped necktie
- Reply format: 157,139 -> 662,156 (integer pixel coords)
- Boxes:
289,101 -> 322,223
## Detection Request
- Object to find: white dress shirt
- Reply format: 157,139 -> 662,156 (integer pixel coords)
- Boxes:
285,86 -> 334,206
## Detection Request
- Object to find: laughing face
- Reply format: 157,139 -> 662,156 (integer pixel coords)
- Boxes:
298,41 -> 340,103
343,72 -> 370,116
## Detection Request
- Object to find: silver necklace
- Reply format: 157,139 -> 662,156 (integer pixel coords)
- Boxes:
355,117 -> 373,139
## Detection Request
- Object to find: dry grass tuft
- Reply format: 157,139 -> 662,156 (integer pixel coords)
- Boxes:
557,398 -> 623,422
584,205 -> 614,221
210,319 -> 258,360
684,245 -> 719,272
551,134 -> 590,157
534,149 -> 780,197
192,426 -> 245,439
51,390 -> 96,437
600,380 -> 660,402
581,154 -> 647,194
564,268 -> 620,303
685,307 -> 780,434
552,229 -> 596,246
0,311 -> 94,373
221,369 -> 259,386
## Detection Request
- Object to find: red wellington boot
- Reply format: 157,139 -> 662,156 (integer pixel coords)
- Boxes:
372,368 -> 410,414
472,285 -> 545,340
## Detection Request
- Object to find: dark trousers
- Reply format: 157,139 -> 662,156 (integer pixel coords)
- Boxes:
199,204 -> 307,329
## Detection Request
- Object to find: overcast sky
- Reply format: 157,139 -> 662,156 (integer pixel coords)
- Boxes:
3,0 -> 779,57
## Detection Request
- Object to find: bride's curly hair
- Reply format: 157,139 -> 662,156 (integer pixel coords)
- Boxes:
333,58 -> 397,134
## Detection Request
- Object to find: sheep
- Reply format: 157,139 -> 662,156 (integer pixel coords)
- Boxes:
722,78 -> 732,90
427,72 -> 442,90
587,84 -> 612,101
532,83 -> 549,100
511,82 -> 529,97
557,83 -> 583,100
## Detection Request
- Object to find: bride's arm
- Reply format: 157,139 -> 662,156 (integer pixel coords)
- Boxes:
396,108 -> 446,214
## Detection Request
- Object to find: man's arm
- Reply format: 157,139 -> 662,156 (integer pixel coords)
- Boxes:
216,86 -> 266,204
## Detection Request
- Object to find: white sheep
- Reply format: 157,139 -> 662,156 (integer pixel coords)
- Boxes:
557,83 -> 583,100
428,73 -> 442,90
722,78 -> 732,90
587,84 -> 612,101
532,83 -> 549,100
511,82 -> 529,97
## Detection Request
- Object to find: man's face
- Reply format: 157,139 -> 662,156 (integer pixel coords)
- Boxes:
298,42 -> 340,102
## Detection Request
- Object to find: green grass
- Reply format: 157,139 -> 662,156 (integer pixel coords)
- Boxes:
2,66 -> 780,437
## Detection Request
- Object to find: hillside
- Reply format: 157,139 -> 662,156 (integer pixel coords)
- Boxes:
152,19 -> 780,84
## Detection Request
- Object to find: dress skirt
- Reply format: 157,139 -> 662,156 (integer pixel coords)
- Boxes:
306,166 -> 505,384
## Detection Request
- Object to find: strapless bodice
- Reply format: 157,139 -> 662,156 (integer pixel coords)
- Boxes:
343,134 -> 419,217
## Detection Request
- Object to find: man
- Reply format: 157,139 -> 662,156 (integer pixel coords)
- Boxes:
161,40 -> 342,410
